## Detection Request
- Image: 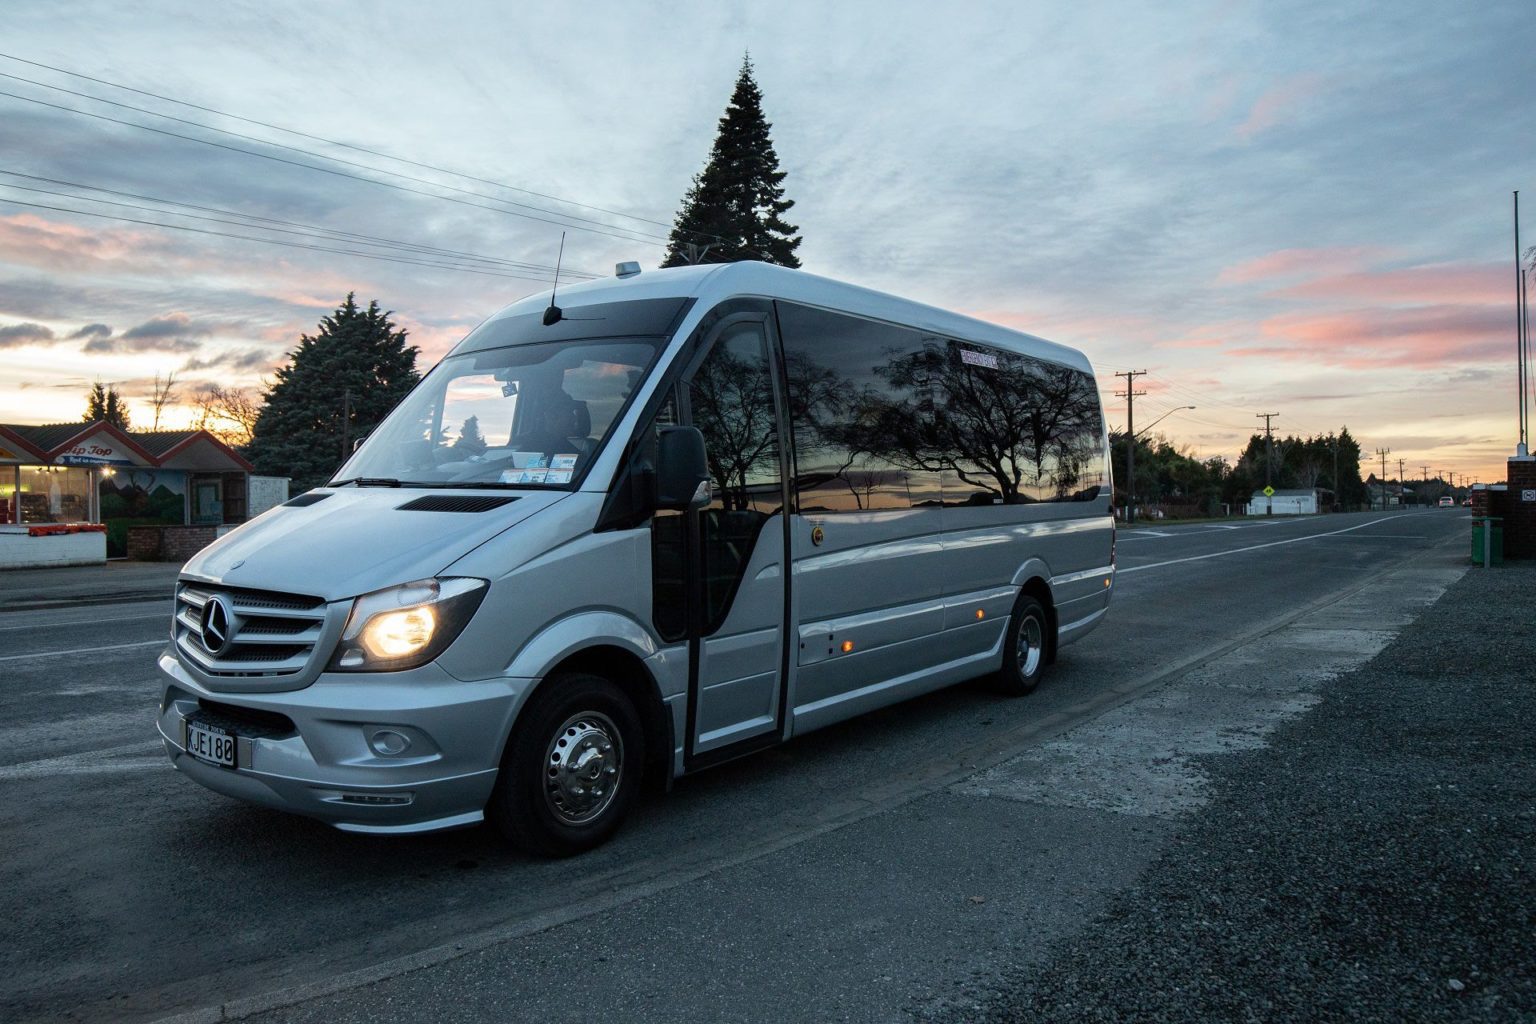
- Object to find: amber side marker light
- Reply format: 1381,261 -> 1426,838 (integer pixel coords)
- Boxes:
975,609 -> 985,620
841,640 -> 854,653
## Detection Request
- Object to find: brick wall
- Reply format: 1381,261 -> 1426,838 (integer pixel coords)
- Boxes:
126,525 -> 219,562
1506,458 -> 1536,559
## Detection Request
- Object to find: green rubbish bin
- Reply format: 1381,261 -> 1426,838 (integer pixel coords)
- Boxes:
1471,516 -> 1503,566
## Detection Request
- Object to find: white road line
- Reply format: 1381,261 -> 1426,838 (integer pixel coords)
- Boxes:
0,741 -> 162,781
0,611 -> 170,633
1118,513 -> 1425,575
0,639 -> 167,663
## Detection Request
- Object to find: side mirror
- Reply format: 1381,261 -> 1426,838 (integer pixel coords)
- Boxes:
352,433 -> 369,453
655,426 -> 711,511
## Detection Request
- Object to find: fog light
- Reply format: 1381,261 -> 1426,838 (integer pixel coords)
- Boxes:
338,792 -> 412,806
368,729 -> 412,756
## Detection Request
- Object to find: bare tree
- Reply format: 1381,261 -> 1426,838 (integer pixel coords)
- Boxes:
150,371 -> 179,431
193,384 -> 260,448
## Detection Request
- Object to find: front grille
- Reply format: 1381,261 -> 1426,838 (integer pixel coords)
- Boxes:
192,699 -> 297,739
175,583 -> 328,678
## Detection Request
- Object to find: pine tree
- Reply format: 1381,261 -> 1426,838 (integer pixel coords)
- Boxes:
247,294 -> 420,491
662,57 -> 802,268
83,381 -> 131,429
452,414 -> 487,456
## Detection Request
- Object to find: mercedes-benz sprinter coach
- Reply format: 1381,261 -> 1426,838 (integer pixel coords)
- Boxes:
157,262 -> 1115,855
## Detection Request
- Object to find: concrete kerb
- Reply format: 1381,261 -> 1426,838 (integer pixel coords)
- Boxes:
0,561 -> 181,612
144,535 -> 1471,1024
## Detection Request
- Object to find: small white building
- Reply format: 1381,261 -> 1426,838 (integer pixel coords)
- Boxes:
1247,488 -> 1322,515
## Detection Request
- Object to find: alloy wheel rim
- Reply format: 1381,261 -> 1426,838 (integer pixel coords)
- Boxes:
1017,615 -> 1043,680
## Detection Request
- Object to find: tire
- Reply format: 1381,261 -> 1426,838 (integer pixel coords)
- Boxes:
992,593 -> 1050,696
489,672 -> 644,857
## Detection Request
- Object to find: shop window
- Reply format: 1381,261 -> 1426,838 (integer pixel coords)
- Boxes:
18,467 -> 91,523
0,467 -> 17,524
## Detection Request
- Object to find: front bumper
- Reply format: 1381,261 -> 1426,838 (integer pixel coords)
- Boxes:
156,650 -> 534,833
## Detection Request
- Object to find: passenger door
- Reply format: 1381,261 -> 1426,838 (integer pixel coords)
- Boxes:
654,313 -> 792,767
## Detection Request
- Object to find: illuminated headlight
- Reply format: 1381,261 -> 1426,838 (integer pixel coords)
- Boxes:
330,577 -> 487,672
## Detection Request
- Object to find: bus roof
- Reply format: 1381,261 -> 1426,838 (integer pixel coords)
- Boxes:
482,261 -> 1094,374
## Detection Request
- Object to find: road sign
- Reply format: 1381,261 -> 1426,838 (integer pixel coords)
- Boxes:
1263,486 -> 1275,497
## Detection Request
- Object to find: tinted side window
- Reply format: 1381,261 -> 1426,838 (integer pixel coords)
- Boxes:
779,304 -> 942,511
688,321 -> 783,633
647,393 -> 687,642
931,342 -> 1105,504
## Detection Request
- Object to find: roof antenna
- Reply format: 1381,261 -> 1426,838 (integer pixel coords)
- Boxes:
542,232 -> 565,326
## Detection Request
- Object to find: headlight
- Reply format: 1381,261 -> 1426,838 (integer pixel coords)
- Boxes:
330,577 -> 487,672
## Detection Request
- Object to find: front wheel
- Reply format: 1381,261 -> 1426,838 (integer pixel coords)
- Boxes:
489,672 -> 644,857
992,593 -> 1050,696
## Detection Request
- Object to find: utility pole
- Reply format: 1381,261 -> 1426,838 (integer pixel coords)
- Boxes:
1256,412 -> 1279,515
1396,457 -> 1407,507
1375,447 -> 1391,510
1517,191 -> 1528,457
1115,370 -> 1147,524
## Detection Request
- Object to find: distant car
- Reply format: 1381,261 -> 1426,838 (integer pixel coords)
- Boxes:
1462,497 -> 1473,507
1438,496 -> 1455,507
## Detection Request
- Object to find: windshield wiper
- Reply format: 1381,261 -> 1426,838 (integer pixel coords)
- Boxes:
429,481 -> 532,490
331,477 -> 403,487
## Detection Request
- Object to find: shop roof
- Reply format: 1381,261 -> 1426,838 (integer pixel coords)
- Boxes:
0,421 -> 252,472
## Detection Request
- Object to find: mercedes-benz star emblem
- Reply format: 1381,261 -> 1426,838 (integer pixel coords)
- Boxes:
199,596 -> 232,656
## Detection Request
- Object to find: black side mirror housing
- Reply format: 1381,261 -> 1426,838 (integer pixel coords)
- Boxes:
655,426 -> 711,511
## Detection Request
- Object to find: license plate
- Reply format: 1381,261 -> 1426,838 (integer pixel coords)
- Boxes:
186,720 -> 236,768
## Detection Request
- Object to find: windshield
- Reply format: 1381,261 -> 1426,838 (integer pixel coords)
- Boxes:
333,337 -> 661,489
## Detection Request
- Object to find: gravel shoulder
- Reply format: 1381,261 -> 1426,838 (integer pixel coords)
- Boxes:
927,563 -> 1536,1023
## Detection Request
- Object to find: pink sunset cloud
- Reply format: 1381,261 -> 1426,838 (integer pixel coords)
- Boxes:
1231,304 -> 1511,369
0,212 -> 174,271
1272,262 -> 1509,305
1218,246 -> 1391,284
1235,72 -> 1327,139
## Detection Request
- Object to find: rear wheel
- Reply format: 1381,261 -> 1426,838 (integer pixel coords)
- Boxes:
992,593 -> 1049,696
489,672 -> 644,857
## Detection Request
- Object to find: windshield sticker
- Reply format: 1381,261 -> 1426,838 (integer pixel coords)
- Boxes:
545,468 -> 573,484
529,455 -> 549,469
499,469 -> 520,484
550,454 -> 578,470
518,468 -> 549,484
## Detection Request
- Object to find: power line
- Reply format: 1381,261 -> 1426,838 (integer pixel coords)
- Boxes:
0,195 -> 567,283
0,83 -> 668,248
0,68 -> 669,244
0,171 -> 599,278
0,50 -> 693,237
1142,372 -> 1257,414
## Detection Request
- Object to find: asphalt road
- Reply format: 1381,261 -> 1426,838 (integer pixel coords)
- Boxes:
0,509 -> 1471,1023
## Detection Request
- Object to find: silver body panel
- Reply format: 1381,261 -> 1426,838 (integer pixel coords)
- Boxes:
159,263 -> 1113,833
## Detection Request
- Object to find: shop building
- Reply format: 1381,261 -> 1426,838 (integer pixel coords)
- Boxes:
0,420 -> 288,562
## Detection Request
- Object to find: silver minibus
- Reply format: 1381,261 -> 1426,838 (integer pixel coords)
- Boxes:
157,262 -> 1115,855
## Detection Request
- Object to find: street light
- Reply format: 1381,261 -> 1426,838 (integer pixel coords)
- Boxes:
1134,405 -> 1196,438
1123,406 -> 1195,525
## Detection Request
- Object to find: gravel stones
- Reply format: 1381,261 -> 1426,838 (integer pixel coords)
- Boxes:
928,564 -> 1536,1024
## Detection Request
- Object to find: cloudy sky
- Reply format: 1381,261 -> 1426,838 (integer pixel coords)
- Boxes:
3,0 -> 1532,482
